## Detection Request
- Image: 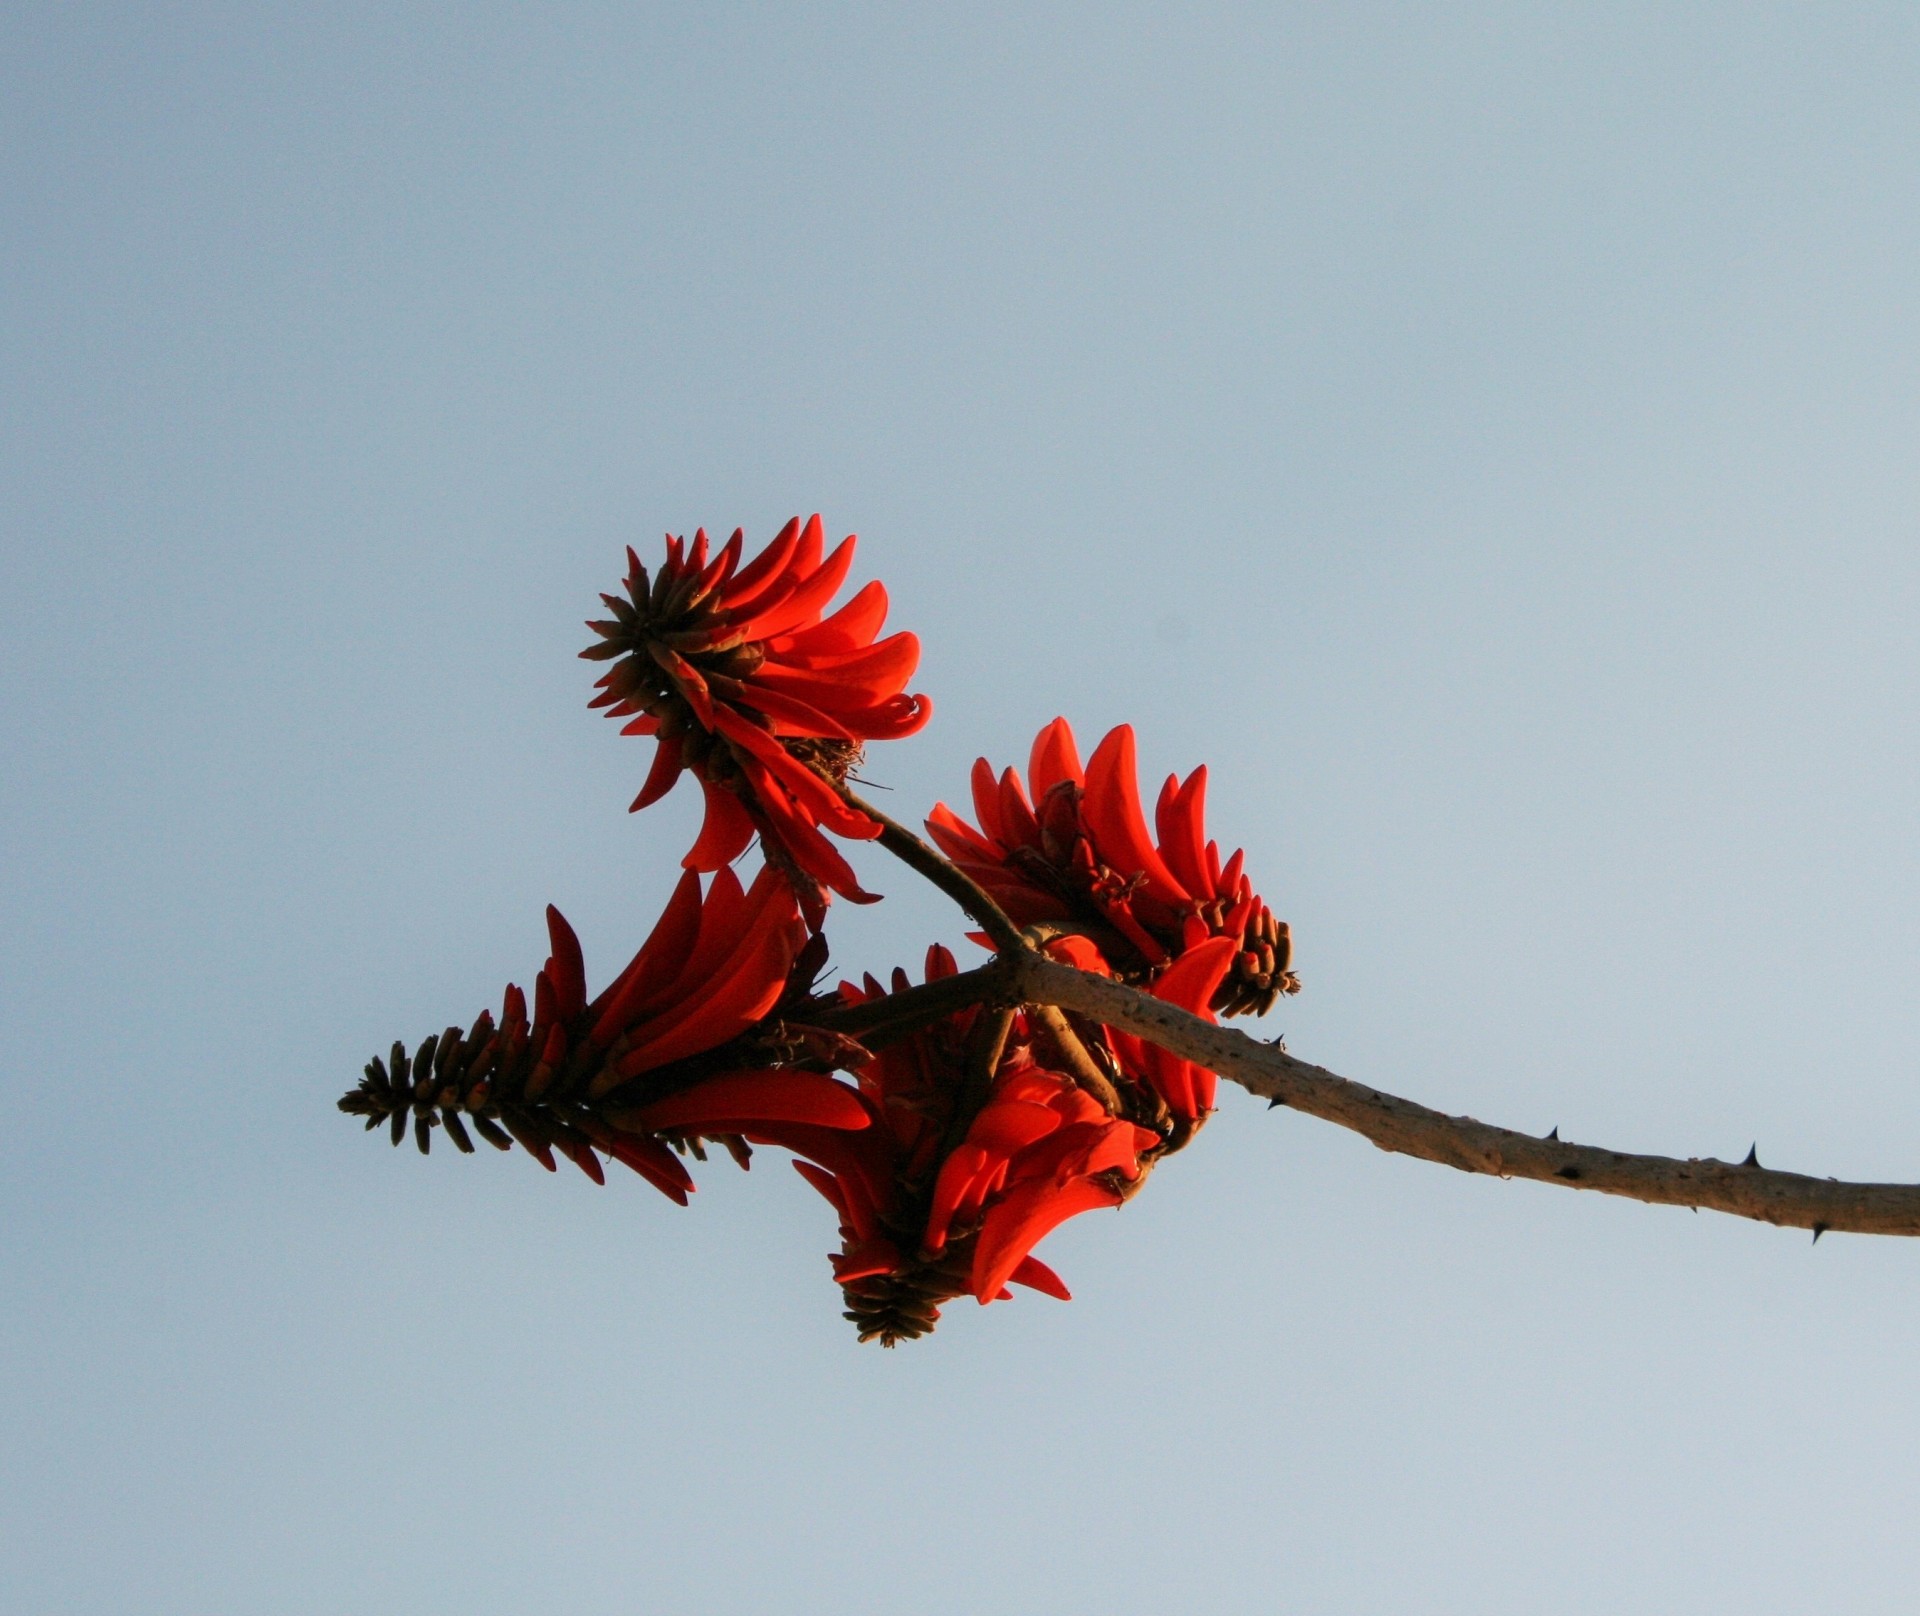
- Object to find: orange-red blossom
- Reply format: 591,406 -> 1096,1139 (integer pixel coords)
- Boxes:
341,863 -> 876,1203
582,516 -> 931,918
927,717 -> 1299,1019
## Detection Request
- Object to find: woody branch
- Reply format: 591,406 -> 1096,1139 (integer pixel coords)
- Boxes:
843,826 -> 1920,1239
1014,956 -> 1920,1238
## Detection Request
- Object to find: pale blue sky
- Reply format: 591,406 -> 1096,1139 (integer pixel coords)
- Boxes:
4,5 -> 1919,1611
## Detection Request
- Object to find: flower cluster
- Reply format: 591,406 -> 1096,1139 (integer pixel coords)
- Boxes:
800,947 -> 1213,1343
580,516 -> 930,921
927,717 -> 1299,1017
343,518 -> 1298,1343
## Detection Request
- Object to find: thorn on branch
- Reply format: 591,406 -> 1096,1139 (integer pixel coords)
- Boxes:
1742,1142 -> 1761,1168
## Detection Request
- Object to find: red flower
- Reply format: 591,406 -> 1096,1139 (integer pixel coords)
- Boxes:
760,947 -> 1162,1344
340,863 -> 873,1204
581,516 -> 932,918
925,717 -> 1298,1017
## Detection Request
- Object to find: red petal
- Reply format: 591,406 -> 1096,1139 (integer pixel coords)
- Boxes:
926,802 -> 1003,863
745,1123 -> 890,1238
612,874 -> 803,1075
832,691 -> 931,740
1153,934 -> 1239,1015
736,680 -> 858,741
628,1070 -> 871,1133
695,528 -> 744,596
587,868 -> 705,1041
544,905 -> 587,1020
728,535 -> 856,644
757,630 -> 921,702
792,1159 -> 850,1222
683,777 -> 758,871
769,578 -> 889,655
1008,1254 -> 1072,1301
630,732 -> 685,811
923,1143 -> 989,1253
1155,766 -> 1213,899
719,516 -> 801,614
831,1235 -> 902,1284
1082,726 -> 1189,904
1043,933 -> 1114,975
1028,717 -> 1085,795
746,771 -> 880,904
711,708 -> 877,838
997,768 -> 1040,848
967,1099 -> 1062,1158
970,757 -> 1005,842
599,1130 -> 694,1203
971,1177 -> 1121,1303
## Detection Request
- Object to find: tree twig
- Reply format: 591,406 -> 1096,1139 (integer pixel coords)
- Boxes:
838,786 -> 1028,953
1027,1003 -> 1126,1116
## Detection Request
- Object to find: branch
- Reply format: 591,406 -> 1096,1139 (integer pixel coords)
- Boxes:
1011,954 -> 1920,1239
838,786 -> 1028,953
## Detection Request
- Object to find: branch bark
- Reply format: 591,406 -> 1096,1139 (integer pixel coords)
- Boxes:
842,801 -> 1920,1237
1007,955 -> 1920,1238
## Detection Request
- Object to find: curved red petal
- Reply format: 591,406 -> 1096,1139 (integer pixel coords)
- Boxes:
997,768 -> 1040,849
683,777 -> 758,871
1151,934 -> 1239,1015
544,905 -> 587,1020
599,1130 -> 694,1203
971,1176 -> 1121,1303
719,516 -> 801,614
759,629 -> 920,700
728,535 -> 856,644
613,873 -> 803,1075
923,1142 -> 989,1254
735,680 -> 858,740
1008,1254 -> 1072,1301
926,802 -> 1003,863
792,1158 -> 850,1221
769,578 -> 889,656
630,1070 -> 871,1133
588,868 -> 705,1041
1028,717 -> 1085,795
967,1098 -> 1062,1158
1156,766 -> 1213,899
970,757 -> 1005,843
1082,726 -> 1190,905
631,732 -> 685,811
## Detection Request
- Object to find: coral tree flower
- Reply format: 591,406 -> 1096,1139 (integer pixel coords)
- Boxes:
581,517 -> 932,918
765,946 -> 1163,1345
339,863 -> 872,1204
925,718 -> 1299,1018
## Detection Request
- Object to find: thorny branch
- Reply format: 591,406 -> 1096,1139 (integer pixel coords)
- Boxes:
841,831 -> 1920,1240
1017,956 -> 1920,1239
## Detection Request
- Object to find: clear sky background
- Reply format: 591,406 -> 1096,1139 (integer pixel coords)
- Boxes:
4,5 -> 1918,1612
